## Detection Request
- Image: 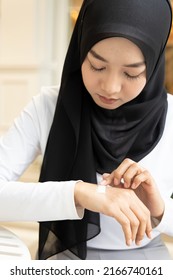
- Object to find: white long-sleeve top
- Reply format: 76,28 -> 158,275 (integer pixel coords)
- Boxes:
0,86 -> 173,250
0,86 -> 83,222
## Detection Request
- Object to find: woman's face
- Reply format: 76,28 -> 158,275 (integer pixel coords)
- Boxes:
81,37 -> 147,110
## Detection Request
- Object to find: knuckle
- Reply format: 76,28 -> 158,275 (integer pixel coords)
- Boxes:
140,212 -> 150,223
124,188 -> 134,198
106,201 -> 117,217
143,170 -> 153,180
136,233 -> 144,240
124,158 -> 134,165
143,170 -> 150,176
122,219 -> 130,228
123,173 -> 131,182
131,162 -> 139,168
133,176 -> 141,185
145,208 -> 151,217
139,217 -> 146,223
113,170 -> 120,178
132,220 -> 139,228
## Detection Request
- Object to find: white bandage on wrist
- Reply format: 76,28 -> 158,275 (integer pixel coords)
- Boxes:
96,185 -> 106,193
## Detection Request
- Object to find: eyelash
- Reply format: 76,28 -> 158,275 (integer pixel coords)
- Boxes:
89,63 -> 105,72
89,61 -> 141,80
124,72 -> 141,80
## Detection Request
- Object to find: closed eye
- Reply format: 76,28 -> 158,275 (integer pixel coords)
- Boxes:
88,58 -> 105,72
124,72 -> 143,80
90,64 -> 105,72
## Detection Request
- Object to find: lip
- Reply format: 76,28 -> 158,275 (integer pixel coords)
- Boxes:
98,94 -> 118,105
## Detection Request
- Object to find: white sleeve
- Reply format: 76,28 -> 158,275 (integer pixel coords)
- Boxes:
0,89 -> 84,222
152,198 -> 173,236
0,180 -> 84,221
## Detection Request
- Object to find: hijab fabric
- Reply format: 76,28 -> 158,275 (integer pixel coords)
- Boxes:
38,0 -> 172,259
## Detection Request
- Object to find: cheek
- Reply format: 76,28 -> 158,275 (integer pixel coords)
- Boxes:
136,79 -> 147,95
81,65 -> 96,93
125,79 -> 146,100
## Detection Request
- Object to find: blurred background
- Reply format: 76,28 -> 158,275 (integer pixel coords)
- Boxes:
0,0 -> 172,260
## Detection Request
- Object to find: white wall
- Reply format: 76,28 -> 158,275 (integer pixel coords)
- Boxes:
0,0 -> 69,134
0,0 -> 70,258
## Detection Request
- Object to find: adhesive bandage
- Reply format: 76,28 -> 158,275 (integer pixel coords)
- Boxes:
96,185 -> 106,193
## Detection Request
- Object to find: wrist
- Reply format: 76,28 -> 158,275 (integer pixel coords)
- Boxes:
74,181 -> 96,207
152,211 -> 164,222
74,181 -> 83,207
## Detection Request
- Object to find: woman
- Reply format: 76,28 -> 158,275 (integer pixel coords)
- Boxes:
0,0 -> 173,260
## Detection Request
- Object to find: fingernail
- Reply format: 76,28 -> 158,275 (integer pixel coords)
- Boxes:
127,239 -> 132,246
136,240 -> 141,246
100,180 -> 107,185
114,178 -> 119,185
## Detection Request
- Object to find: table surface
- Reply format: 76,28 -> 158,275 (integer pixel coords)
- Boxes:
0,226 -> 31,260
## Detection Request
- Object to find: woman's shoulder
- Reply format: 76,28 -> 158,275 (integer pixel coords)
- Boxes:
167,93 -> 173,116
167,93 -> 173,103
37,85 -> 59,106
165,93 -> 173,130
32,85 -> 59,118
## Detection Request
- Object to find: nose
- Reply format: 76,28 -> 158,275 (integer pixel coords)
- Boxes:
100,73 -> 122,96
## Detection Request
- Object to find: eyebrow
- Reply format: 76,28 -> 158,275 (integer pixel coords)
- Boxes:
123,61 -> 145,68
90,49 -> 108,62
89,49 -> 145,68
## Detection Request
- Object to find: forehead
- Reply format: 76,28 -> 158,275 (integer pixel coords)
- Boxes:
90,37 -> 145,63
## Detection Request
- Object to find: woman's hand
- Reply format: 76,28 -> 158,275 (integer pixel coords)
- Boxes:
74,180 -> 152,246
101,158 -> 165,221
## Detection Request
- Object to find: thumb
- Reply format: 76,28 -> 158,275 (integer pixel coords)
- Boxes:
100,173 -> 114,186
102,173 -> 110,179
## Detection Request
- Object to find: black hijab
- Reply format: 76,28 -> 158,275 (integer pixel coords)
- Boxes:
38,0 -> 172,259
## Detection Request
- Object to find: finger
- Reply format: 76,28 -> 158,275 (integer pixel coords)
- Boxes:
135,218 -> 147,246
100,172 -> 115,186
113,158 -> 137,186
102,173 -> 110,179
102,158 -> 143,187
123,165 -> 144,188
135,216 -> 152,245
131,170 -> 153,190
124,191 -> 152,243
101,173 -> 111,184
132,204 -> 152,245
120,206 -> 140,242
117,201 -> 152,246
113,210 -> 133,246
145,216 -> 152,239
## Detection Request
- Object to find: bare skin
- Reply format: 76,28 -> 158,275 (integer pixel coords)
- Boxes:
74,180 -> 152,247
81,37 -> 146,110
101,158 -> 165,221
